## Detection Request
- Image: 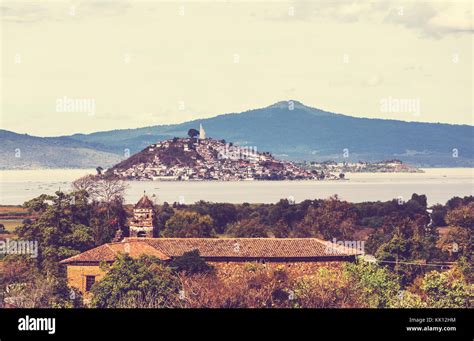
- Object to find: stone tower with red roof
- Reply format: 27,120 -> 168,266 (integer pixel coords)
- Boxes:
129,193 -> 156,238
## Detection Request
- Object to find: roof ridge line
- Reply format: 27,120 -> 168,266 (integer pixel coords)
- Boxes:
105,243 -> 120,255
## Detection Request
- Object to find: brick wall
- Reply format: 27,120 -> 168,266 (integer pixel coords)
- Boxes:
66,264 -> 106,297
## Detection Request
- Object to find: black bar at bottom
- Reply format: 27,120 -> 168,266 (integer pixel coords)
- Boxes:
0,308 -> 471,340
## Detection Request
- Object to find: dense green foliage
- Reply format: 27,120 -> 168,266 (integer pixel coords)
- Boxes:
16,191 -> 127,277
421,270 -> 472,308
170,250 -> 214,275
91,254 -> 181,308
345,261 -> 401,308
163,210 -> 215,237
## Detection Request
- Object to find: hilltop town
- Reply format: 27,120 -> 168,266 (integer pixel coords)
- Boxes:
105,125 -> 422,181
106,126 -> 330,181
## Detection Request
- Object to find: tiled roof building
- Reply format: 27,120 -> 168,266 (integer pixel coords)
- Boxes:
61,237 -> 362,295
61,237 -> 361,265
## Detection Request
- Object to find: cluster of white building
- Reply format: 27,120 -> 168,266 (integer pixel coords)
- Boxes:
110,130 -> 318,181
306,160 -> 420,173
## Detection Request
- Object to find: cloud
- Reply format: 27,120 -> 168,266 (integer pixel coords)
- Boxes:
4,0 -> 471,39
270,0 -> 473,38
384,1 -> 473,38
0,4 -> 51,23
0,0 -> 131,23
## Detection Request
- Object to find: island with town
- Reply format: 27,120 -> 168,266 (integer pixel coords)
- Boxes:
106,125 -> 420,181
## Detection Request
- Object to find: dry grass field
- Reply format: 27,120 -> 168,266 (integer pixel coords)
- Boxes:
0,219 -> 22,232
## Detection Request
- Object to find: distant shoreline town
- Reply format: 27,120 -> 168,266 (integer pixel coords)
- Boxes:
299,159 -> 422,174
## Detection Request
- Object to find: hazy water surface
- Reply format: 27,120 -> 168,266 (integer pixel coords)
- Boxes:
0,168 -> 472,206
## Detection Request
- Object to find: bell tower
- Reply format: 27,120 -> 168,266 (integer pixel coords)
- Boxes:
129,193 -> 156,238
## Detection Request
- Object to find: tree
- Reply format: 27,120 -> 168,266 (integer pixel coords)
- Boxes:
72,174 -> 97,194
374,233 -> 434,284
96,166 -> 103,175
446,202 -> 474,228
190,201 -> 238,234
187,128 -> 199,139
226,218 -> 268,237
155,202 -> 175,233
430,204 -> 447,227
444,196 -> 474,214
89,198 -> 128,245
375,234 -> 419,262
163,210 -> 215,237
18,191 -> 95,276
301,195 -> 357,239
410,193 -> 427,209
267,199 -> 305,228
72,176 -> 128,225
72,175 -> 128,206
17,190 -> 127,276
438,227 -> 471,260
376,221 -> 446,282
91,254 -> 181,308
170,250 -> 214,275
93,178 -> 128,204
365,230 -> 389,255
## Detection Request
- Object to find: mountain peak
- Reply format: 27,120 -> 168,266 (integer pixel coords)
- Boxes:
263,100 -> 333,117
267,100 -> 306,109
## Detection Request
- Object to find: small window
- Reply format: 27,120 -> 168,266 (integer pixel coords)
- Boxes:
85,275 -> 96,292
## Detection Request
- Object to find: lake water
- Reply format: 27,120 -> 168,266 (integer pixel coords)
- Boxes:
0,168 -> 473,206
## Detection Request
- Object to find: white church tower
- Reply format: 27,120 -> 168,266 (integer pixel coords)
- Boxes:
199,123 -> 206,140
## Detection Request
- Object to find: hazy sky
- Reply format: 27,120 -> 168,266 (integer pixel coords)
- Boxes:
1,0 -> 473,136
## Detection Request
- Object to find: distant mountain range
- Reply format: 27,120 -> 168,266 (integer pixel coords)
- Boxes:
0,129 -> 122,169
1,100 -> 473,169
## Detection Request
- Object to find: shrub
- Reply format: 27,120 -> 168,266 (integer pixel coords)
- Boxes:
180,264 -> 293,308
345,260 -> 400,308
389,290 -> 426,308
292,268 -> 360,308
421,270 -> 472,308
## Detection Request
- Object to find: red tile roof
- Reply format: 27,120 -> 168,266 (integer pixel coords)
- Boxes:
59,241 -> 170,264
60,238 -> 361,264
134,195 -> 154,209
